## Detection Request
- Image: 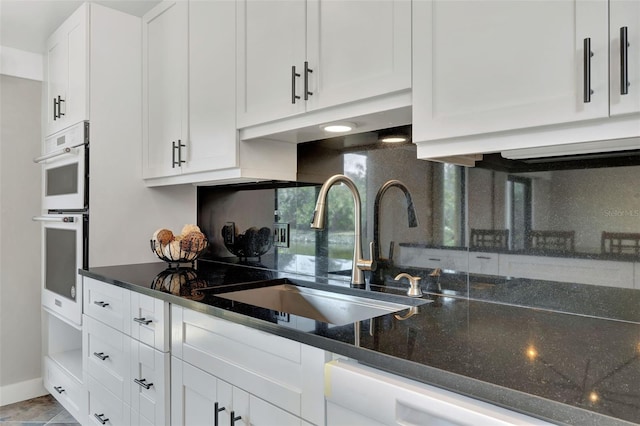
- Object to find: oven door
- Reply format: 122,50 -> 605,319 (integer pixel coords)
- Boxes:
38,144 -> 87,211
34,214 -> 86,326
36,121 -> 89,211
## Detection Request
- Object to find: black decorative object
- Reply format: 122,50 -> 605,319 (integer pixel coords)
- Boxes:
221,225 -> 273,260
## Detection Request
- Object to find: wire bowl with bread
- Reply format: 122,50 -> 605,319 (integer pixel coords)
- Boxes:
151,224 -> 208,267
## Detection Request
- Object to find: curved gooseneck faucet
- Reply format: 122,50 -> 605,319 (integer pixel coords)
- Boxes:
373,180 -> 418,268
310,174 -> 374,286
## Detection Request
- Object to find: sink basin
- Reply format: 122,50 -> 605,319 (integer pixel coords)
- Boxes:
216,281 -> 425,325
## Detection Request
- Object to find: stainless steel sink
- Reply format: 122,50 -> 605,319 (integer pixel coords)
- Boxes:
216,282 -> 424,325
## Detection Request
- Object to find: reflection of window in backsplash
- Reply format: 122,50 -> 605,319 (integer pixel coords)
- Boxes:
198,140 -> 640,323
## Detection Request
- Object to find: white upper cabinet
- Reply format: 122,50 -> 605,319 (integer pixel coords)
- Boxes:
610,0 -> 640,116
143,0 -> 238,180
413,0 -> 608,141
236,0 -> 411,129
413,0 -> 640,160
45,3 -> 89,136
143,1 -> 188,179
143,0 -> 296,186
236,0 -> 306,127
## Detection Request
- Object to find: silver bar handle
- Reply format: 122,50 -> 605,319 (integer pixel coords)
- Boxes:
304,61 -> 313,100
583,37 -> 594,103
621,26 -> 630,95
53,386 -> 65,394
94,301 -> 109,308
33,146 -> 79,163
32,216 -> 77,223
133,317 -> 152,325
134,378 -> 153,389
94,413 -> 109,425
93,352 -> 109,361
291,66 -> 301,104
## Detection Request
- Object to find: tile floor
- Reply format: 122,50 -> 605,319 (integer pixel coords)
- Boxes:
0,394 -> 79,425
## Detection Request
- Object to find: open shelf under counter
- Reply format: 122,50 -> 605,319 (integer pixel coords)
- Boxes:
48,349 -> 83,384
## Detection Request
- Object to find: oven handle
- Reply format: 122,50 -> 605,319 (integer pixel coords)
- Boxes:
32,216 -> 77,223
33,146 -> 80,164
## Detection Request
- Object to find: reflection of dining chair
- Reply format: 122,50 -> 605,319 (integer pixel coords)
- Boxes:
470,229 -> 509,249
601,232 -> 640,255
529,230 -> 575,252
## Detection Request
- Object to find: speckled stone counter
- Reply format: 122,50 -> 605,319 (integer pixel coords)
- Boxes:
80,260 -> 640,426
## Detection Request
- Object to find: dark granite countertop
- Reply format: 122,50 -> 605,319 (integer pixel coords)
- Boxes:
80,260 -> 640,426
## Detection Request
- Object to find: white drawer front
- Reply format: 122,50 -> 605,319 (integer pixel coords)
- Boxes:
83,314 -> 130,401
44,357 -> 84,424
130,339 -> 169,425
130,291 -> 169,351
84,277 -> 131,334
87,375 -> 131,426
468,252 -> 499,275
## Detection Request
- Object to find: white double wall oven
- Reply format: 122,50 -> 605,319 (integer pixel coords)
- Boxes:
34,121 -> 89,326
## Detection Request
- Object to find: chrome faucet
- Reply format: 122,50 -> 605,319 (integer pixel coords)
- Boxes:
310,174 -> 375,286
373,180 -> 418,269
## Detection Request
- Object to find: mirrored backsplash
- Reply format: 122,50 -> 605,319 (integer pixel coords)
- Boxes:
197,134 -> 640,323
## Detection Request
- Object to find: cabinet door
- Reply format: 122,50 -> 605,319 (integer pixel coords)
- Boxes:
172,358 -> 234,426
236,0 -> 306,127
142,1 -> 188,179
183,0 -> 238,175
610,0 -> 640,116
130,339 -> 169,426
305,0 -> 411,111
413,0 -> 609,143
45,3 -> 88,136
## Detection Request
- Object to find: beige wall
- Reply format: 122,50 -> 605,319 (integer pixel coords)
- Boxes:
0,74 -> 46,403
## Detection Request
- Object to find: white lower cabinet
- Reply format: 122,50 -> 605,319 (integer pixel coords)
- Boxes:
172,358 -> 310,426
171,305 -> 328,425
82,277 -> 170,425
325,359 -> 552,426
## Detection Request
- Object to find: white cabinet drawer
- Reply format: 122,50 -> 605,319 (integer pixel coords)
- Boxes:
87,375 -> 131,426
468,252 -> 499,276
130,338 -> 170,426
130,291 -> 169,351
399,247 -> 469,272
83,314 -> 130,401
84,277 -> 131,335
44,356 -> 84,424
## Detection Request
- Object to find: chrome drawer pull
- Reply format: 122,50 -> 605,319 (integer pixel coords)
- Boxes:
134,378 -> 153,389
53,386 -> 65,394
428,258 -> 441,261
476,256 -> 492,260
93,352 -> 109,361
94,301 -> 109,308
133,317 -> 152,325
94,413 -> 109,425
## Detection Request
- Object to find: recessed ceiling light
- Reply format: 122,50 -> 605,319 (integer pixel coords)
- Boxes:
380,136 -> 407,143
321,122 -> 356,133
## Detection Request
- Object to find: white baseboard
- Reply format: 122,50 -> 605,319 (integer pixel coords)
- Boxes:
0,377 -> 48,406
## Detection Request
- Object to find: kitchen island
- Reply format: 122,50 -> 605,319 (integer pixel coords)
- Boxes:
80,259 -> 640,425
